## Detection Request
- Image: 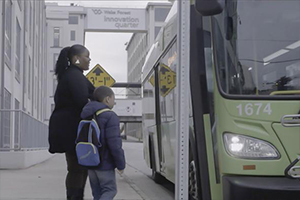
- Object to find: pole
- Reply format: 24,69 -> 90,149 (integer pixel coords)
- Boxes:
175,0 -> 190,199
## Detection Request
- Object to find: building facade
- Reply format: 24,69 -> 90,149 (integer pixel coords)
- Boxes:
0,0 -> 53,168
126,2 -> 172,139
0,0 -> 48,149
45,3 -> 86,122
0,1 -> 3,106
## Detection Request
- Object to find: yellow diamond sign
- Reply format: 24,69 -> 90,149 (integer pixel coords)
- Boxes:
159,64 -> 176,97
149,63 -> 176,97
149,75 -> 155,87
86,64 -> 116,87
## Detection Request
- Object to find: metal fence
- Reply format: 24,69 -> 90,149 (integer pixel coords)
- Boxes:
0,110 -> 48,151
125,123 -> 142,140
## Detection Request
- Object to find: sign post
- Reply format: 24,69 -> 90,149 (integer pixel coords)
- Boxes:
86,64 -> 116,87
175,0 -> 190,199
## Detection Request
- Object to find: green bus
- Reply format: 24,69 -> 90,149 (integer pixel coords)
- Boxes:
141,0 -> 300,199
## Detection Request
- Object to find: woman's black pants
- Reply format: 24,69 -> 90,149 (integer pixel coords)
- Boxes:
65,151 -> 88,200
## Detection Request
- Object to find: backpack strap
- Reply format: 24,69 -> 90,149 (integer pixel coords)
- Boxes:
92,108 -> 112,145
95,108 -> 112,116
94,108 -> 112,161
75,119 -> 100,144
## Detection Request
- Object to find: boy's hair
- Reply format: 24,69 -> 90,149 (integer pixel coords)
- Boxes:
93,86 -> 114,102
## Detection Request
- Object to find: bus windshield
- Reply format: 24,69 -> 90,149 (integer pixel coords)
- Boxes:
212,0 -> 300,96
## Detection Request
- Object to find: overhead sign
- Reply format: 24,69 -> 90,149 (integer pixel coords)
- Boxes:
86,64 -> 115,87
149,63 -> 176,97
85,7 -> 147,32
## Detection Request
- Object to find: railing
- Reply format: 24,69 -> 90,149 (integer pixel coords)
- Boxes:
126,123 -> 142,140
0,110 -> 48,151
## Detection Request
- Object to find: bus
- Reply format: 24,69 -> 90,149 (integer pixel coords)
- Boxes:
141,0 -> 300,200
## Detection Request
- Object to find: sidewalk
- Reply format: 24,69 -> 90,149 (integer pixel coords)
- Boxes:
0,137 -> 174,200
0,154 -> 144,200
0,140 -> 145,200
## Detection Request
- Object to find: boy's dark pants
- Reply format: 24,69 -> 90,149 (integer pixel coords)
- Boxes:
88,169 -> 117,200
65,151 -> 88,200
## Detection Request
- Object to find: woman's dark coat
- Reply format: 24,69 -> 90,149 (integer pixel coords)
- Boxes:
48,65 -> 95,153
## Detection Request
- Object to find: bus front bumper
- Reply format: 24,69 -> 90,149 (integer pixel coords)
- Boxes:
223,175 -> 300,200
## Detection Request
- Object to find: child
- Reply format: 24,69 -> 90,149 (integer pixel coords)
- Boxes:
81,86 -> 126,200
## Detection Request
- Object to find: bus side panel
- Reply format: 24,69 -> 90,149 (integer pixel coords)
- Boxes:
148,125 -> 161,173
142,69 -> 157,169
160,121 -> 176,183
203,114 -> 222,200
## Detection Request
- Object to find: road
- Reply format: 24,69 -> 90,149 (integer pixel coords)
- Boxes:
122,138 -> 174,200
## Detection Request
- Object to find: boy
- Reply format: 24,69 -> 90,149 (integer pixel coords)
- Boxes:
81,86 -> 126,200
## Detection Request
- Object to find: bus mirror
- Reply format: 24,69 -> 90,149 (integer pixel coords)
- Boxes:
195,0 -> 225,16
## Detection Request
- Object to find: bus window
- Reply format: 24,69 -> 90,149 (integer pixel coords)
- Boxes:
142,70 -> 156,128
158,42 -> 177,123
212,0 -> 300,96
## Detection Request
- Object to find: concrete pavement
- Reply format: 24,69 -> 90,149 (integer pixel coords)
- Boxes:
0,138 -> 174,200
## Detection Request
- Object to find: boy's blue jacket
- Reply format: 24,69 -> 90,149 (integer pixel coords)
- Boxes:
81,101 -> 125,171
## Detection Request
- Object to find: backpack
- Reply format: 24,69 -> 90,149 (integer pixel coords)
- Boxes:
75,108 -> 111,167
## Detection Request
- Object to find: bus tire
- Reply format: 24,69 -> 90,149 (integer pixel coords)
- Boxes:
150,139 -> 164,184
189,144 -> 199,200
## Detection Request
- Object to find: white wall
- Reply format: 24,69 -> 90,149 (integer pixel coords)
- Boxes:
0,150 -> 54,169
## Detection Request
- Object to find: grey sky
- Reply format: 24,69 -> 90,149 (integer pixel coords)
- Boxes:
84,32 -> 132,82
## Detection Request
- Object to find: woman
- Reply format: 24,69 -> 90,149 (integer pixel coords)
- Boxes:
48,44 -> 95,200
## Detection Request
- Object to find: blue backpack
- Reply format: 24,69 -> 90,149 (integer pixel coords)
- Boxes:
75,108 -> 111,167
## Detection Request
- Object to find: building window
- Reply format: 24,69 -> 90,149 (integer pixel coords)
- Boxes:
70,31 -> 76,41
155,26 -> 161,39
53,53 -> 59,71
5,0 -> 12,60
14,99 -> 20,149
23,46 -> 27,94
28,57 -> 31,98
17,0 -> 22,11
53,78 -> 57,96
15,19 -> 22,79
155,8 -> 170,22
29,1 -> 33,46
1,89 -> 11,149
36,1 -> 40,25
24,1 -> 28,32
35,34 -> 38,67
35,77 -> 37,108
53,27 -> 60,47
69,15 -> 79,24
51,104 -> 55,113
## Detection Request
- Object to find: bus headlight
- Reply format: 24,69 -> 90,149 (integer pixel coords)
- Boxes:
223,133 -> 280,159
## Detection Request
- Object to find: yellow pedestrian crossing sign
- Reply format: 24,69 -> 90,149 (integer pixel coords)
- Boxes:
86,64 -> 116,87
149,63 -> 176,97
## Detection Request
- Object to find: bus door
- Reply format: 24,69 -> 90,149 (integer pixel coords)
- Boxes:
157,41 -> 177,182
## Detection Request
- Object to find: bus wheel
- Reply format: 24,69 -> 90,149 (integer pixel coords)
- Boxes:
189,160 -> 198,200
150,142 -> 164,183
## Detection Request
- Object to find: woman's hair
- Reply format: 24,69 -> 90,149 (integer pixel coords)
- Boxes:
93,86 -> 114,102
55,44 -> 87,81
